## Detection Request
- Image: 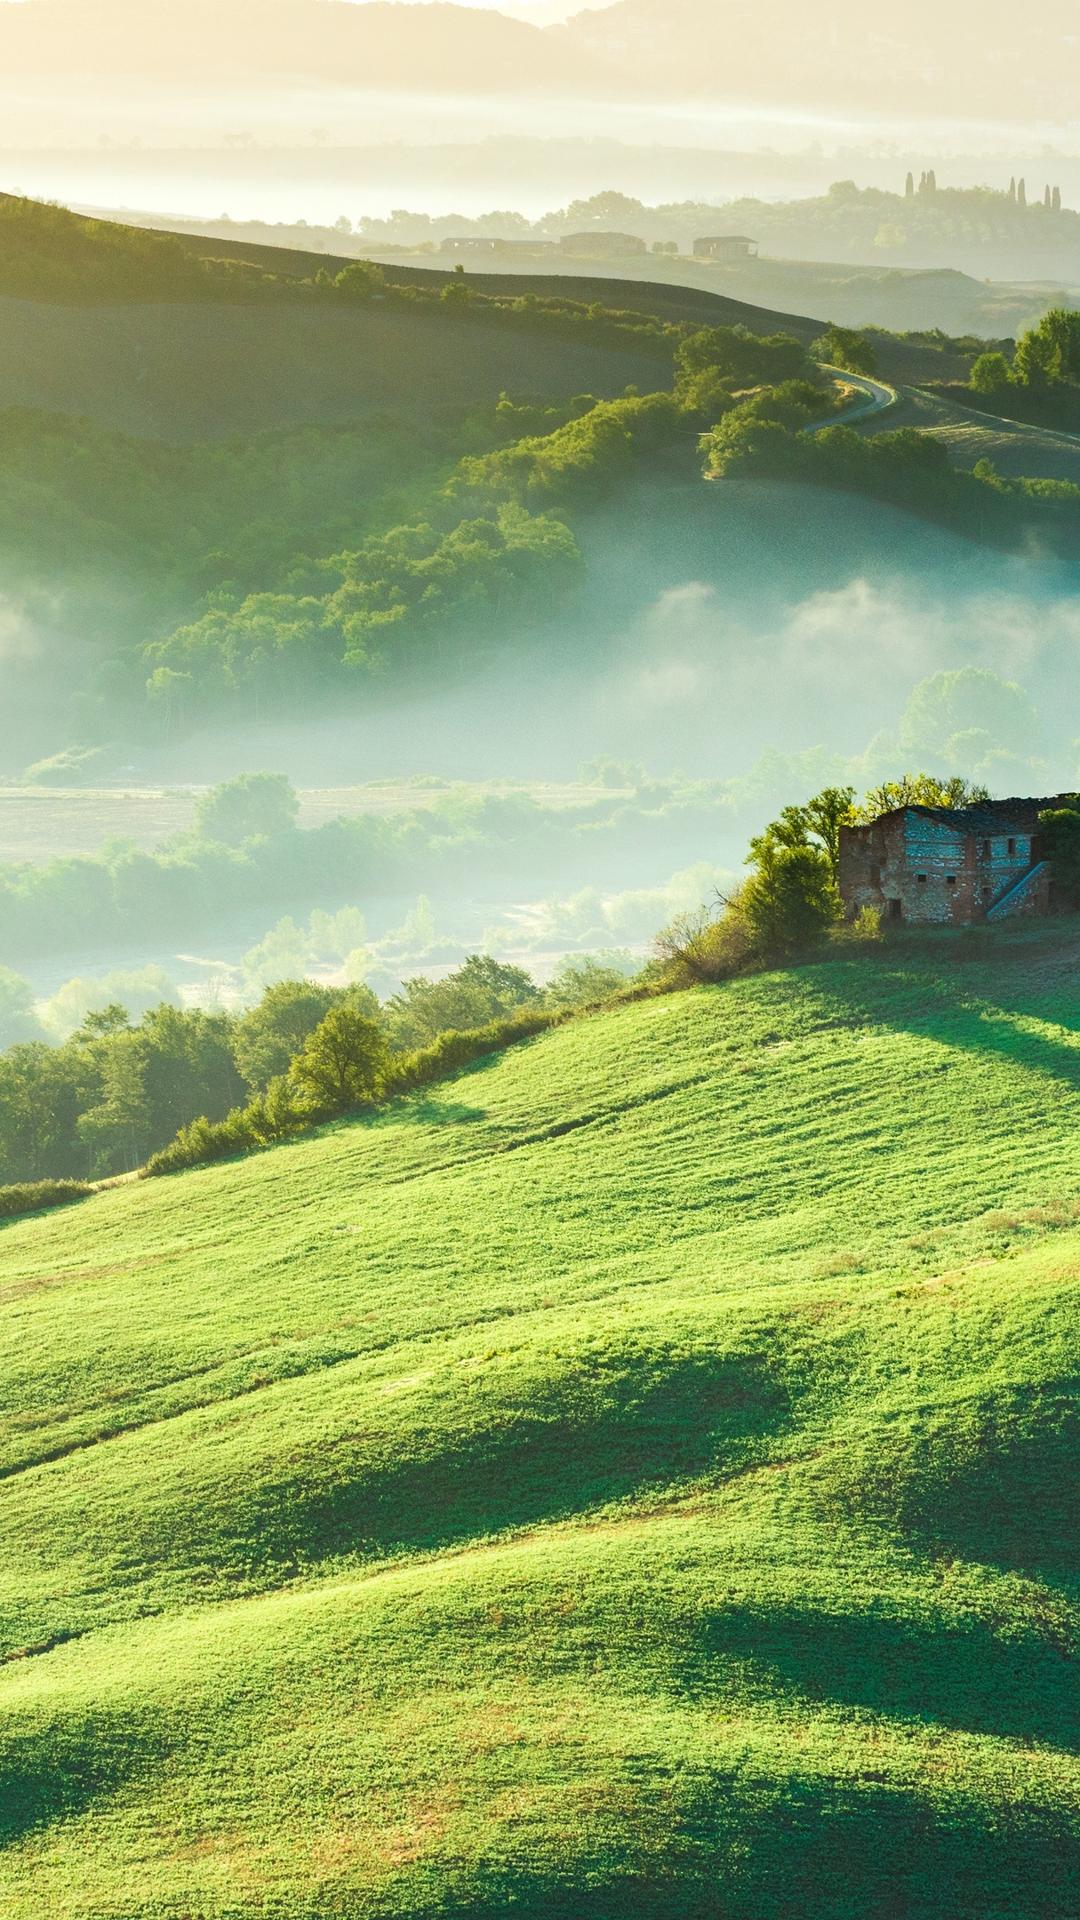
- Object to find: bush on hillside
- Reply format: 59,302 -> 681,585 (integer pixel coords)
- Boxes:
0,1179 -> 92,1222
969,351 -> 1014,395
737,842 -> 841,961
812,325 -> 878,376
675,324 -> 810,402
145,1004 -> 563,1177
652,903 -> 755,985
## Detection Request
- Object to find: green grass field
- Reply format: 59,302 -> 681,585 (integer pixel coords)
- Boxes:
1,924 -> 1078,1917
0,294 -> 668,441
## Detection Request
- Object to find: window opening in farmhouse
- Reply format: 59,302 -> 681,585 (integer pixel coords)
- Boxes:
982,839 -> 991,857
946,875 -> 957,886
916,873 -> 927,883
1008,838 -> 1016,857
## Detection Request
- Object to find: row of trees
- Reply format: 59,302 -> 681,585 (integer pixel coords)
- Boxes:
143,329 -> 814,713
700,390 -> 1080,552
316,259 -> 680,356
971,307 -> 1080,397
0,767 -> 742,972
0,952 -> 637,1189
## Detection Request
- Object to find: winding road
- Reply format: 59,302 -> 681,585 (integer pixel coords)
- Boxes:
810,367 -> 899,432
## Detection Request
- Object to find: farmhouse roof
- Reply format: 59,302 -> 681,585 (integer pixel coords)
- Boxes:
862,795 -> 1072,833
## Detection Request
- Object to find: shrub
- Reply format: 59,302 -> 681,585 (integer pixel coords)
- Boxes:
738,843 -> 841,961
0,1180 -> 92,1222
385,1007 -> 560,1095
652,903 -> 755,985
970,351 -> 1014,395
812,325 -> 878,376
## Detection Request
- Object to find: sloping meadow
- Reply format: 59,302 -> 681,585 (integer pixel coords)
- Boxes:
0,925 -> 1078,1917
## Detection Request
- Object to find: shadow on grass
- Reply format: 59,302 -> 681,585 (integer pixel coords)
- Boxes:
810,950 -> 1080,1094
0,1711 -> 169,1845
349,1763 -> 1080,1920
835,1386 -> 1080,1586
392,1096 -> 490,1128
227,1346 -> 795,1575
684,1598 -> 1079,1752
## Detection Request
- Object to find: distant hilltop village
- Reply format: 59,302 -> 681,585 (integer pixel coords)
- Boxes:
143,181 -> 1080,287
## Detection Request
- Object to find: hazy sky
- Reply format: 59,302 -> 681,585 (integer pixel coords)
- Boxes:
2,0 -> 1080,227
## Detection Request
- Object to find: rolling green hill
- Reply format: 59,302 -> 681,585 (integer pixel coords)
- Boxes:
0,292 -> 669,442
1,923 -> 1077,1917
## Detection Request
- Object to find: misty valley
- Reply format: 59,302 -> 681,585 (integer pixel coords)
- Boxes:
2,42 -> 1080,1917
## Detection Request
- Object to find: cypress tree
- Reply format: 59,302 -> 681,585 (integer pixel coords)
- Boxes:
1045,184 -> 1053,209
1009,176 -> 1017,200
1018,177 -> 1027,208
905,171 -> 914,198
1054,185 -> 1062,212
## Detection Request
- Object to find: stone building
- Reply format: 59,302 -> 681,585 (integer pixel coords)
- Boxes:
838,797 -> 1068,926
693,235 -> 759,259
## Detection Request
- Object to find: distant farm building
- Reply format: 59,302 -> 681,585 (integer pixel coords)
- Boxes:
839,797 -> 1069,926
559,232 -> 648,257
694,235 -> 759,259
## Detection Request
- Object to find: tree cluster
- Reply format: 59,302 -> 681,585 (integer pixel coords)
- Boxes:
700,394 -> 1080,553
0,950 -> 639,1190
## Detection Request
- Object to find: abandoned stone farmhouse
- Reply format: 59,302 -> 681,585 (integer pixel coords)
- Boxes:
838,797 -> 1070,926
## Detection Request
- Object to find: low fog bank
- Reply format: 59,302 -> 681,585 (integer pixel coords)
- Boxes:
70,481 -> 1080,792
25,138 -> 1080,232
5,478 -> 1080,1019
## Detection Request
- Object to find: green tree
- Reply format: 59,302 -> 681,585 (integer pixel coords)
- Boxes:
233,980 -> 346,1094
969,351 -> 1013,395
76,1034 -> 151,1174
812,326 -> 878,376
675,324 -> 808,404
0,1042 -> 92,1184
544,953 -> 637,1010
739,842 -> 841,959
750,786 -> 856,882
1012,308 -> 1080,389
79,1004 -> 132,1039
384,955 -> 539,1051
1038,804 -> 1080,902
194,772 -> 299,846
290,1007 -> 389,1111
0,967 -> 42,1049
852,773 -> 990,823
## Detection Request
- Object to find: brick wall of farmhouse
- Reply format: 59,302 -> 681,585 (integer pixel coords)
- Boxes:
838,807 -> 1044,926
898,815 -> 977,924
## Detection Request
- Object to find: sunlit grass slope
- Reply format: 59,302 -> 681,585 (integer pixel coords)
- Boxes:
1,925 -> 1078,1918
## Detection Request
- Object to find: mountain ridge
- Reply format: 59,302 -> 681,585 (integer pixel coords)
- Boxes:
1,0 -> 1079,116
